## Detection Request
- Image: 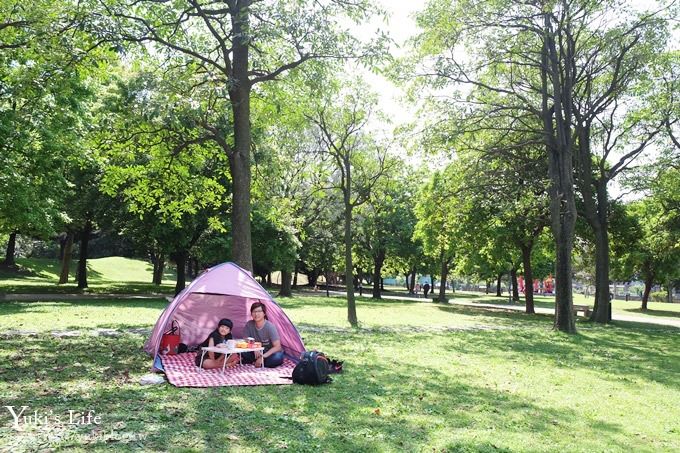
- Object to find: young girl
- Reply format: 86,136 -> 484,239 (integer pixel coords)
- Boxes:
194,318 -> 240,369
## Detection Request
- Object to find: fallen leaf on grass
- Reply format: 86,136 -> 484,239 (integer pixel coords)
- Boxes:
373,408 -> 381,415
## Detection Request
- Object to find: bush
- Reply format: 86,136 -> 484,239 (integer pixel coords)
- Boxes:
650,291 -> 668,302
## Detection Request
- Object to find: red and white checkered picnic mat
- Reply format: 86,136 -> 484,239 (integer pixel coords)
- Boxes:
160,352 -> 296,387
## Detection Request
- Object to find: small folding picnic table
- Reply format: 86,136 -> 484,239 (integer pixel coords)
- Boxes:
198,346 -> 265,373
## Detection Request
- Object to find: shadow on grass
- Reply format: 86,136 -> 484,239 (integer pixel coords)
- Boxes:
0,333 -> 634,451
442,315 -> 680,390
623,308 -> 680,319
434,303 -> 556,326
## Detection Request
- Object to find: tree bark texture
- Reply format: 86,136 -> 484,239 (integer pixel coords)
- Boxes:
372,249 -> 385,299
173,251 -> 187,296
590,181 -> 612,322
641,271 -> 654,311
575,123 -> 612,323
520,245 -> 535,314
59,232 -> 74,284
344,203 -> 357,326
307,270 -> 319,287
77,221 -> 92,289
437,258 -> 449,303
4,231 -> 17,267
496,273 -> 503,297
152,254 -> 165,285
542,13 -> 576,333
511,268 -> 520,302
279,269 -> 292,297
227,2 -> 253,273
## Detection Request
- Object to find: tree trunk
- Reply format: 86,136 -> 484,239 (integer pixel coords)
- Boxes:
511,268 -> 520,302
186,257 -> 195,279
552,229 -> 576,333
186,258 -> 192,279
292,263 -> 299,289
77,221 -> 92,289
58,234 -> 66,261
152,253 -> 159,284
409,269 -> 416,294
227,4 -> 253,273
173,251 -> 187,296
153,254 -> 165,285
59,232 -> 74,284
344,200 -> 357,326
437,258 -> 449,303
591,220 -> 612,322
381,277 -> 385,291
542,17 -> 576,333
372,249 -> 385,299
520,245 -> 535,314
578,137 -> 612,323
308,270 -> 319,288
496,273 -> 503,297
279,269 -> 292,297
4,231 -> 17,267
641,272 -> 654,311
266,273 -> 271,286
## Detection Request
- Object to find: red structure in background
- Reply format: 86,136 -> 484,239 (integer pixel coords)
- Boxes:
518,275 -> 554,294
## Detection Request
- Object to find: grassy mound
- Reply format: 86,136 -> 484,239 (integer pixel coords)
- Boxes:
0,257 -> 176,294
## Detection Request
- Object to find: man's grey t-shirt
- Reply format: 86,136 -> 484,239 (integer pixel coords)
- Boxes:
244,320 -> 280,352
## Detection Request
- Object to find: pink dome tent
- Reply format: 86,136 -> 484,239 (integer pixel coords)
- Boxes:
145,262 -> 305,370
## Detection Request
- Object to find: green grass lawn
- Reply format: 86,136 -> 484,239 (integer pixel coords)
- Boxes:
0,257 -> 176,294
1,295 -> 679,451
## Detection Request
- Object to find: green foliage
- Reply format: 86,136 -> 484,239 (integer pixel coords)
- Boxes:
354,167 -> 418,274
611,190 -> 680,288
414,165 -> 460,261
0,0 -> 114,238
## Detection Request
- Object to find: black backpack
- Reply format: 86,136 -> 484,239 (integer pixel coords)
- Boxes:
292,351 -> 331,385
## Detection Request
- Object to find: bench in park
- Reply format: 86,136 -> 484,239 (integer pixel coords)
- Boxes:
572,304 -> 591,317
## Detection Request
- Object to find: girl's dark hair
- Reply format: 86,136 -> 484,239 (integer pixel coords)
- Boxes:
250,301 -> 268,320
218,318 -> 233,329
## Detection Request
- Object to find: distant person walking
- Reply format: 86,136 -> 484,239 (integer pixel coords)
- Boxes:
423,283 -> 431,297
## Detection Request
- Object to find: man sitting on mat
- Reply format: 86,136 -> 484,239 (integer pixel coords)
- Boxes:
241,302 -> 284,368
